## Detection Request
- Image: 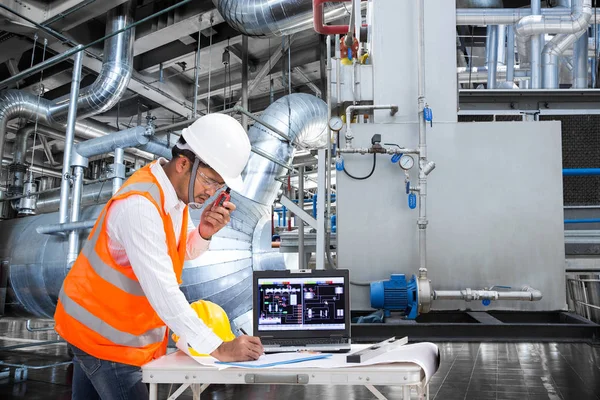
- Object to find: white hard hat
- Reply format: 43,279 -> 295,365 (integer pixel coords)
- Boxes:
181,113 -> 251,192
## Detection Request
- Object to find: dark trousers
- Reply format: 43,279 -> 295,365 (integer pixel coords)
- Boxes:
70,345 -> 149,400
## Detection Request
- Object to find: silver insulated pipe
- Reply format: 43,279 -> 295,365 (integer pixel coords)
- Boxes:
213,0 -> 350,37
0,94 -> 329,324
0,0 -> 135,164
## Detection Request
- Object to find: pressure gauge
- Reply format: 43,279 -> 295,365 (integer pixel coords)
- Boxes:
329,116 -> 344,132
399,155 -> 415,170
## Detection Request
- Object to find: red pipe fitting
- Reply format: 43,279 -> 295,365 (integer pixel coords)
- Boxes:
313,0 -> 366,35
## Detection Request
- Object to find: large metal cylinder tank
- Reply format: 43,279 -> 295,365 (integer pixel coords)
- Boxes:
0,94 -> 328,325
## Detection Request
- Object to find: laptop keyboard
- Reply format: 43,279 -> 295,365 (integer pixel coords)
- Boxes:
263,338 -> 347,346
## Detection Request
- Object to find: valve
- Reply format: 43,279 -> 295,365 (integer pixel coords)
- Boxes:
424,104 -> 433,127
408,193 -> 417,209
335,156 -> 344,171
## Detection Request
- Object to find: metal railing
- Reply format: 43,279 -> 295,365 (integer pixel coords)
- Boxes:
566,273 -> 600,323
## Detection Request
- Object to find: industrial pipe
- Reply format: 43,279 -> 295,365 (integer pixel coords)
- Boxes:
417,0 -> 429,272
433,286 -> 543,302
0,0 -> 192,90
543,31 -> 588,88
72,125 -> 152,162
456,7 -> 600,26
563,168 -> 600,175
138,137 -> 172,160
233,107 -> 291,142
59,50 -> 83,225
531,0 -> 542,89
486,26 -> 499,88
507,25 -> 516,83
574,32 -> 589,88
112,148 -> 125,194
36,219 -> 96,235
344,104 -> 399,146
313,0 -> 361,35
214,0 -> 349,37
67,166 -> 85,264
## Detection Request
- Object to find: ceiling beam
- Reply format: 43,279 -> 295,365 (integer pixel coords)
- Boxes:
134,4 -> 222,57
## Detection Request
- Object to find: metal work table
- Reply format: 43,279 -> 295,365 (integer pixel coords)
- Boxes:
142,349 -> 429,400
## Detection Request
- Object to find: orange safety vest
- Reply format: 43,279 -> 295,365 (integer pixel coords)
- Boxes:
54,162 -> 189,367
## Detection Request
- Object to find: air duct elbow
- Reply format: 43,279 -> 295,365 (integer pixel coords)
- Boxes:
239,93 -> 328,206
213,0 -> 349,37
47,0 -> 135,125
515,0 -> 591,38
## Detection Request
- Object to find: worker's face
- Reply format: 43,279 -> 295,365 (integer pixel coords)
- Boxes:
176,155 -> 225,205
191,167 -> 225,204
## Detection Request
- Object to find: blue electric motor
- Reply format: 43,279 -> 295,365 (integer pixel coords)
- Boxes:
370,274 -> 419,319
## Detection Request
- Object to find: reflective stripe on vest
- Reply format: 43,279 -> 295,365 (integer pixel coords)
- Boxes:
59,180 -> 165,344
76,181 -> 162,297
59,290 -> 166,348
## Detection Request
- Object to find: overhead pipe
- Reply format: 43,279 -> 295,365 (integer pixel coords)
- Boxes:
0,1 -> 137,178
516,0 -> 592,85
72,125 -> 152,162
214,0 -> 350,37
456,7 -> 600,26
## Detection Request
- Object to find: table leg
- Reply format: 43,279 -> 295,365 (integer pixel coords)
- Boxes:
149,384 -> 158,400
191,384 -> 209,400
364,384 -> 387,400
403,386 -> 411,400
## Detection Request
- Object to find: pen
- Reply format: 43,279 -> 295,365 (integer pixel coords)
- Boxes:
239,328 -> 248,335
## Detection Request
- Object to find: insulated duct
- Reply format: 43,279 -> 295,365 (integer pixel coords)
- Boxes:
213,0 -> 350,37
0,94 -> 329,324
515,0 -> 592,67
0,0 -> 135,168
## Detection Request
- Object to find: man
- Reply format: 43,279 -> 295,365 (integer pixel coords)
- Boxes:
54,113 -> 263,400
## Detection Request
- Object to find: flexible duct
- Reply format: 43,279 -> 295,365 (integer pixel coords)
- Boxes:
0,1 -> 135,168
213,0 -> 350,37
0,94 -> 329,324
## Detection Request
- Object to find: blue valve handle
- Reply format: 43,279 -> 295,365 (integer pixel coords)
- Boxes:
482,299 -> 491,306
424,106 -> 433,127
335,157 -> 344,171
408,193 -> 417,209
391,153 -> 402,163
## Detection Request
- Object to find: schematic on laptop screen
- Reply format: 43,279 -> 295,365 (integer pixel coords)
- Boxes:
257,277 -> 346,331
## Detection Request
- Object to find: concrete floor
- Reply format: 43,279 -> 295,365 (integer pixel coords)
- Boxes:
1,318 -> 599,400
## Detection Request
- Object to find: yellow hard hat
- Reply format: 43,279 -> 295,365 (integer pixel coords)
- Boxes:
172,300 -> 236,356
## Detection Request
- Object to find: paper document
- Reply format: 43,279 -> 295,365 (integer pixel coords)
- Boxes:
176,335 -> 439,384
215,353 -> 332,368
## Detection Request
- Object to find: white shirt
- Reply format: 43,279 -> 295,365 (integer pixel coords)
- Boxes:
106,158 -> 223,355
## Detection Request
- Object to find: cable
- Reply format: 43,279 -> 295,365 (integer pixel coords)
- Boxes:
343,153 -> 376,180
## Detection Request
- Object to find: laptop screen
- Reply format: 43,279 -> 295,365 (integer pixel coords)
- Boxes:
256,276 -> 347,332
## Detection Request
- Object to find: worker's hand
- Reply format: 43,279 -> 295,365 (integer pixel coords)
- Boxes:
199,201 -> 236,240
210,335 -> 264,362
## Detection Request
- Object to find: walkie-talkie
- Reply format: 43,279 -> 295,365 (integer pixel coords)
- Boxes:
213,187 -> 231,210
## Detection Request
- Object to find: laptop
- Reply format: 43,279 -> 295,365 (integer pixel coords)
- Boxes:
252,269 -> 352,353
